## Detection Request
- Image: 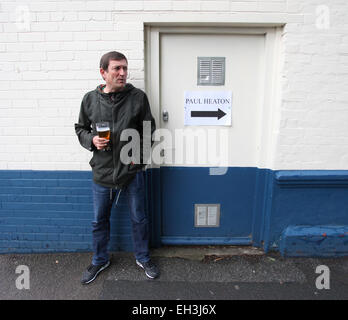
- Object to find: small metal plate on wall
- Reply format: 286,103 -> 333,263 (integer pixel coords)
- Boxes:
195,204 -> 220,227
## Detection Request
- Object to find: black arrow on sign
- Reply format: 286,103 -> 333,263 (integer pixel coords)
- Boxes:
191,108 -> 226,120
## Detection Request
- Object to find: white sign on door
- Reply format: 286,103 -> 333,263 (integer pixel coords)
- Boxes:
184,91 -> 232,126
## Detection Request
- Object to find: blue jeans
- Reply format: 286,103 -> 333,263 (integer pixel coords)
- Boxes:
91,171 -> 149,265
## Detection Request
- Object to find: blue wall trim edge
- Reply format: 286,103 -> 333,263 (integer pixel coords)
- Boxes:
279,225 -> 348,257
161,236 -> 252,245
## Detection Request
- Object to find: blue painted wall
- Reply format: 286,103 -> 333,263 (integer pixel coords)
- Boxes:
0,169 -> 348,257
0,170 -> 134,253
266,170 -> 348,256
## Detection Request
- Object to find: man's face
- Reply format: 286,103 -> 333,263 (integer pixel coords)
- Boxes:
100,59 -> 128,92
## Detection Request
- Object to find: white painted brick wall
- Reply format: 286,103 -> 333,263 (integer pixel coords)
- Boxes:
0,0 -> 348,170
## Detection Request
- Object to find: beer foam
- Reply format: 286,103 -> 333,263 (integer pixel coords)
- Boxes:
97,127 -> 110,132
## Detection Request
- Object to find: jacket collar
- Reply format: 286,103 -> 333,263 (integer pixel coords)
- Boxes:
96,83 -> 134,96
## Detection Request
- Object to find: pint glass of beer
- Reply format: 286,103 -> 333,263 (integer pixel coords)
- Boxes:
96,122 -> 110,151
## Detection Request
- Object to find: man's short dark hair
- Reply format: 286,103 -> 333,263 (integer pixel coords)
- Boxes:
100,51 -> 128,71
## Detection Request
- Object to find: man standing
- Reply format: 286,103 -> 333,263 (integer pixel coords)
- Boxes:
75,51 -> 158,284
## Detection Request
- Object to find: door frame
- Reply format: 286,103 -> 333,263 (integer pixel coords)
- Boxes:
145,25 -> 283,247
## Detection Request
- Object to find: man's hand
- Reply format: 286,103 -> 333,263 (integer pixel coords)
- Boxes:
93,136 -> 109,150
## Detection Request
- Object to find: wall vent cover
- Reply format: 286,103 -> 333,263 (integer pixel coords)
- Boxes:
197,57 -> 225,86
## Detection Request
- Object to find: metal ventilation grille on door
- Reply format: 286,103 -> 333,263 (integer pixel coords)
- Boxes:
197,57 -> 225,86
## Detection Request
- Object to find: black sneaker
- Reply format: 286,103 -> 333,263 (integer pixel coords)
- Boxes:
136,260 -> 159,279
81,261 -> 110,285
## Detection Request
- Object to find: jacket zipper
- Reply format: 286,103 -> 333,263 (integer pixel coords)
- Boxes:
112,102 -> 117,187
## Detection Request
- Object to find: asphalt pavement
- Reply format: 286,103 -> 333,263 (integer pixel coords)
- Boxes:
0,246 -> 347,300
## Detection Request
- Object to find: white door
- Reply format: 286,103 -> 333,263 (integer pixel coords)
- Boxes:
160,32 -> 265,168
146,27 -> 278,245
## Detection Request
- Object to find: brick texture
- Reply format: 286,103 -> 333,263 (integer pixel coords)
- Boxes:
0,0 -> 347,171
0,171 -> 133,253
